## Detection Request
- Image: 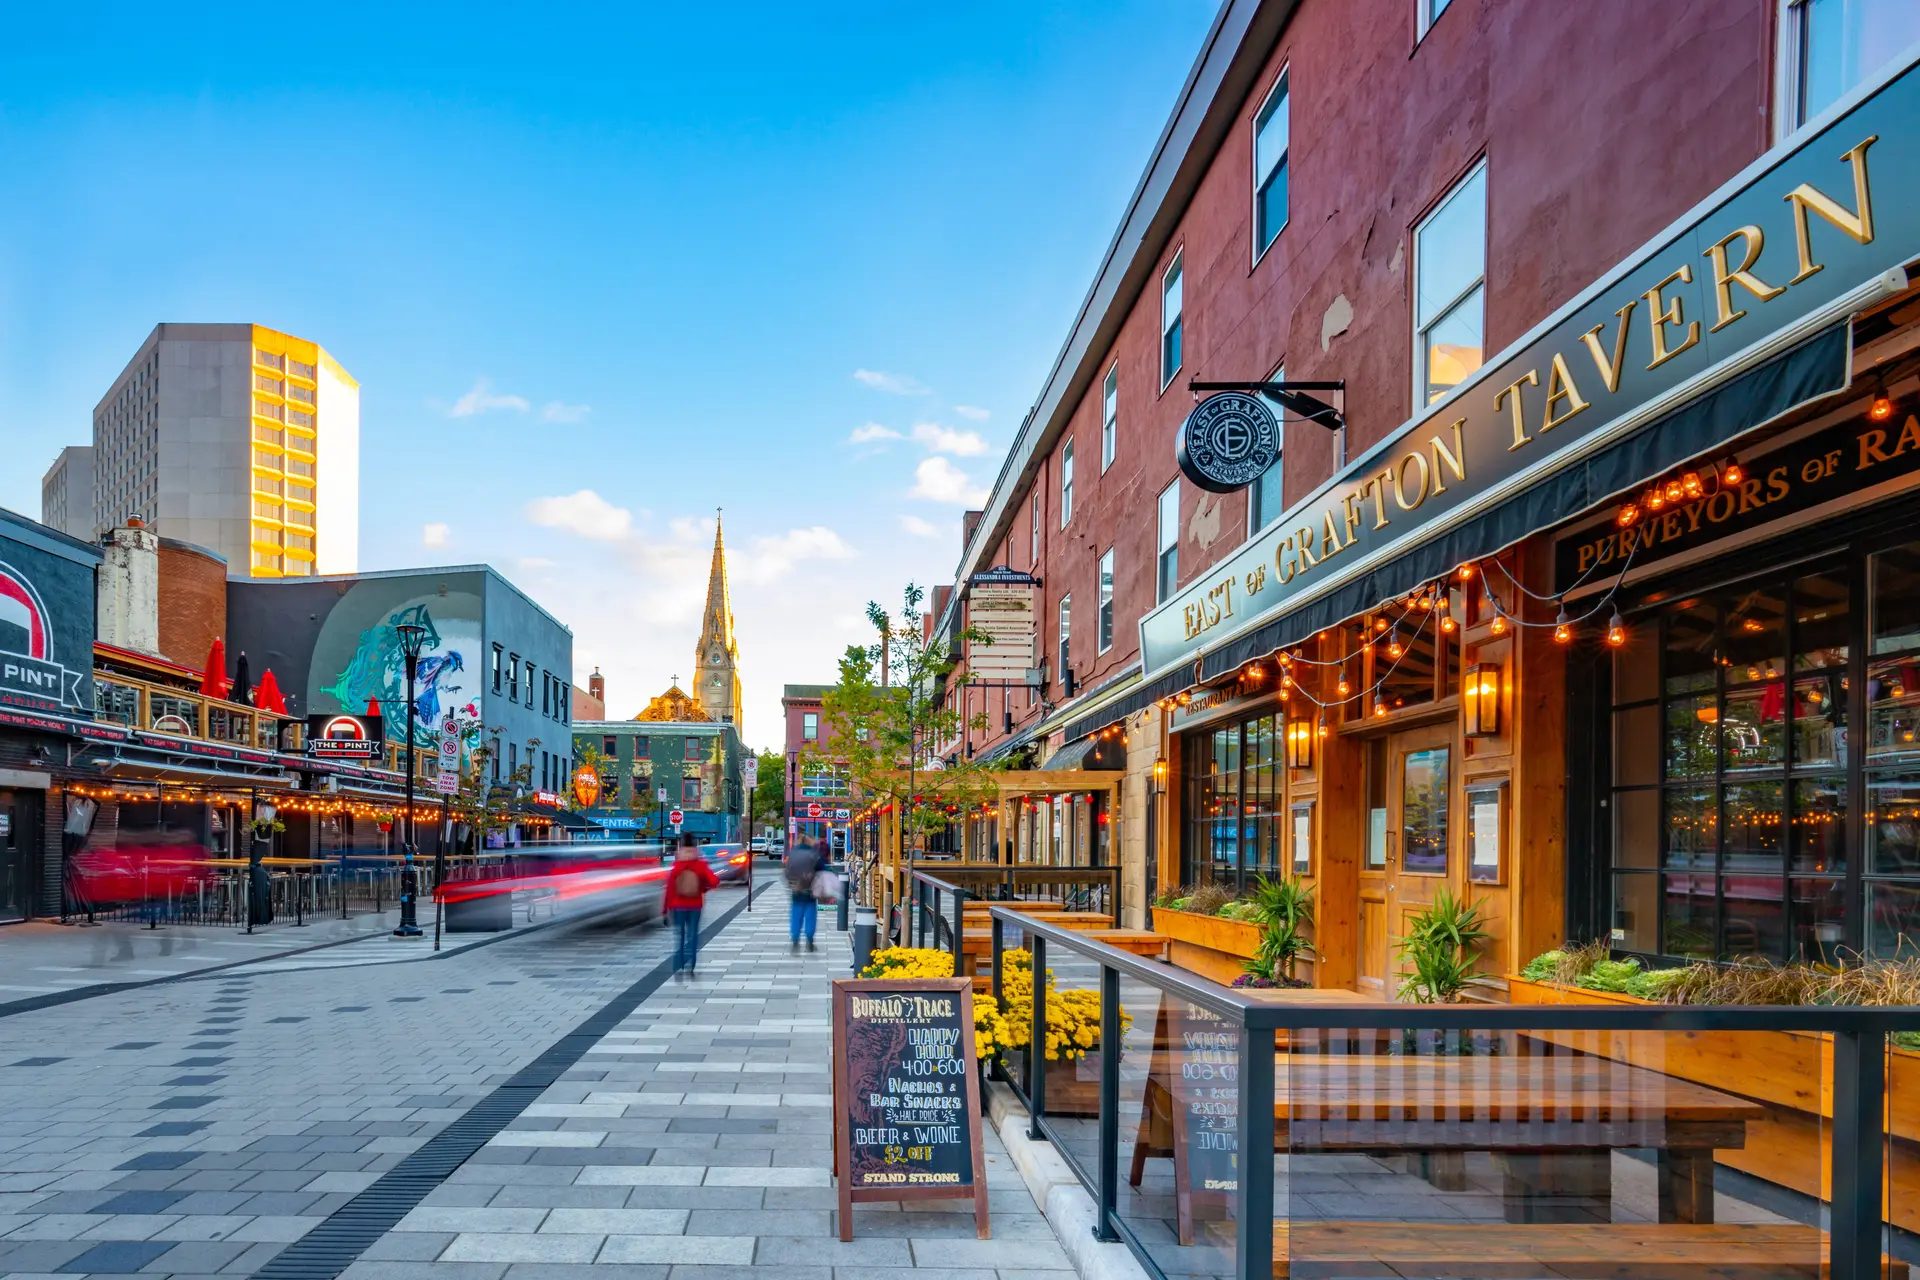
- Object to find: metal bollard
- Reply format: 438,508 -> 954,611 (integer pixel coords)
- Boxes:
851,905 -> 877,974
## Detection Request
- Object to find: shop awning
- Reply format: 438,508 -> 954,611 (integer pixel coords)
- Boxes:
1197,324 -> 1851,681
977,725 -> 1039,764
97,755 -> 296,788
1038,734 -> 1127,772
549,809 -> 599,830
1062,667 -> 1193,743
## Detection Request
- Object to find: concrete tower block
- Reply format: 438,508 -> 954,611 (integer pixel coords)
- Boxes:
98,520 -> 161,655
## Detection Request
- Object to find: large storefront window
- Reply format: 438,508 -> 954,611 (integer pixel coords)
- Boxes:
1181,712 -> 1282,893
1607,538 -> 1920,960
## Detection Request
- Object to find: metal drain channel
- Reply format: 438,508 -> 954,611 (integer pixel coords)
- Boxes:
252,893 -> 758,1280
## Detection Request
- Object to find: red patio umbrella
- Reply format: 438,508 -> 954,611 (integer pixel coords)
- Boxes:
253,668 -> 288,716
199,639 -> 231,700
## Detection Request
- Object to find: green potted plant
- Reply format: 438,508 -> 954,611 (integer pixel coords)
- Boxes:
1148,881 -> 1267,983
1234,876 -> 1314,989
1396,888 -> 1487,1004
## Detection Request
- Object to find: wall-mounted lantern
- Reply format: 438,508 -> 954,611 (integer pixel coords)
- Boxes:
1464,662 -> 1502,738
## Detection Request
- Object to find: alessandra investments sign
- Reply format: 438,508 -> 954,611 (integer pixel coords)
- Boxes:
1140,52 -> 1920,682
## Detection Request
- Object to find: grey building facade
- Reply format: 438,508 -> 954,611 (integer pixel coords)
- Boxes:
39,446 -> 94,542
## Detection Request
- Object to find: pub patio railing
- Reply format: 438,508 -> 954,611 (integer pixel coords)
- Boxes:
907,864 -> 1119,974
990,906 -> 1920,1280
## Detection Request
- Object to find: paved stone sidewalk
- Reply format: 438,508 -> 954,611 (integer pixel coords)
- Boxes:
0,893 -> 716,1279
352,897 -> 1074,1280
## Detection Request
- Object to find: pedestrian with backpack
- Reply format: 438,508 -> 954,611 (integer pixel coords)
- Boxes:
664,836 -> 718,979
784,837 -> 823,953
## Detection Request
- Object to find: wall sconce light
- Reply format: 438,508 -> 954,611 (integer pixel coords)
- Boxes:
1285,718 -> 1314,770
1464,662 -> 1502,738
1152,758 -> 1169,793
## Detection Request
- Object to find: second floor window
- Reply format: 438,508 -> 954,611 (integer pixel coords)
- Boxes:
602,734 -> 617,755
1253,71 -> 1290,256
1101,365 -> 1118,471
1158,482 -> 1181,602
1780,0 -> 1920,132
1030,493 -> 1041,567
525,661 -> 535,706
1098,549 -> 1115,653
1413,161 -> 1487,407
1161,253 -> 1184,387
1057,595 -> 1072,688
508,654 -> 519,701
491,645 -> 503,693
803,712 -> 819,742
1060,439 -> 1075,527
1251,367 -> 1286,532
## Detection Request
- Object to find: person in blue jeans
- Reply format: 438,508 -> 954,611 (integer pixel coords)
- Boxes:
663,839 -> 718,978
784,840 -> 823,953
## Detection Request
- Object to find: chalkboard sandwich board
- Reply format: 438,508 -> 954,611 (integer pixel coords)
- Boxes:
831,977 -> 989,1241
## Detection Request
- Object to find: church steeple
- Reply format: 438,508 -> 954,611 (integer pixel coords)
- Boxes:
693,510 -> 742,725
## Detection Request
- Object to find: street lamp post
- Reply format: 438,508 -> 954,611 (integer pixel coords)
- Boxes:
393,622 -> 429,939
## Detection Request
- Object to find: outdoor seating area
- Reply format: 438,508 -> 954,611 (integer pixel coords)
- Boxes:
992,907 -> 1920,1280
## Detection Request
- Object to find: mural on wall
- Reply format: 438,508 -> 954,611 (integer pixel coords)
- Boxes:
0,540 -> 95,718
307,584 -> 482,750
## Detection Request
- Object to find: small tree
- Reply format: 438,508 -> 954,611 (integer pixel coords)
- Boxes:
751,748 -> 784,839
449,716 -> 538,851
812,584 -> 999,891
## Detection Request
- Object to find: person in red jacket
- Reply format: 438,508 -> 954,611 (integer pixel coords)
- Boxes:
664,836 -> 719,979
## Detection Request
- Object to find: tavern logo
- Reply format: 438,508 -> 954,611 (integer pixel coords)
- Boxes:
0,561 -> 86,716
1176,392 -> 1281,493
304,713 -> 385,759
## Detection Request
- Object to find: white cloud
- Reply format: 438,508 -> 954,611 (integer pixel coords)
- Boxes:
735,526 -> 857,585
541,401 -> 591,423
524,489 -> 635,542
953,404 -> 990,421
421,521 -> 451,549
853,368 -> 930,396
911,422 -> 988,456
516,555 -> 558,572
900,514 -> 942,539
448,377 -> 531,418
909,457 -> 988,506
847,422 -> 902,446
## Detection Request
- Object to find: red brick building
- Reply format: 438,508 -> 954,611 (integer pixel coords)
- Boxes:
781,683 -> 848,848
934,0 -> 1920,982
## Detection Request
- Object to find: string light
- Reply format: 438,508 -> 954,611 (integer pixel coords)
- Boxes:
1606,609 -> 1627,647
1616,502 -> 1640,528
1386,626 -> 1404,660
1457,564 -> 1475,581
1646,486 -> 1667,512
1489,598 -> 1509,637
1553,607 -> 1572,644
1722,456 -> 1744,485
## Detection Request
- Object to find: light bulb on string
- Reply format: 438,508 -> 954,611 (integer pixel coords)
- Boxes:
1606,609 -> 1627,647
1554,607 -> 1572,645
1457,564 -> 1475,581
1489,599 -> 1509,637
1372,697 -> 1388,719
1647,486 -> 1666,512
1722,456 -> 1744,485
1386,627 -> 1403,660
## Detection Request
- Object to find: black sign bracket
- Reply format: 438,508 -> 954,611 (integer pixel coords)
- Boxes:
1188,379 -> 1344,432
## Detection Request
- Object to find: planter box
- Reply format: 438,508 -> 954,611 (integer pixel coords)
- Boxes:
1150,905 -> 1264,986
1507,974 -> 1920,1230
1004,1047 -> 1101,1116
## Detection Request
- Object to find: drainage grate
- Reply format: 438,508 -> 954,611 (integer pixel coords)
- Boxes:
251,893 -> 753,1280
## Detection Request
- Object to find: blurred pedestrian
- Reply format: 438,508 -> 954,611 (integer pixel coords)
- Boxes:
664,835 -> 718,979
783,837 -> 823,953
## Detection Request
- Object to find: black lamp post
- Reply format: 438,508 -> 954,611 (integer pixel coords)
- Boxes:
393,621 -> 429,938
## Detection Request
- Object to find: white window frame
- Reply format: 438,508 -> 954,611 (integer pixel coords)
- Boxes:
1030,492 -> 1041,567
1251,69 -> 1290,263
1416,0 -> 1452,41
1160,252 -> 1184,390
1057,595 -> 1072,687
1059,439 -> 1074,527
1411,158 -> 1488,412
1157,482 -> 1180,603
1101,364 -> 1118,472
803,712 -> 819,742
1249,364 -> 1286,533
1097,548 -> 1115,654
1773,0 -> 1919,140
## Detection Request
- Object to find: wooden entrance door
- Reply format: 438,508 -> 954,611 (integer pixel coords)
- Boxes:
1356,723 -> 1455,997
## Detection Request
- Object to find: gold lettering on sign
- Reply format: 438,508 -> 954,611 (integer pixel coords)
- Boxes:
1704,224 -> 1784,331
1497,368 -> 1541,451
1579,301 -> 1637,394
1428,419 -> 1467,496
1643,263 -> 1700,370
1785,136 -> 1878,285
1392,449 -> 1430,511
1180,576 -> 1239,641
1540,352 -> 1590,435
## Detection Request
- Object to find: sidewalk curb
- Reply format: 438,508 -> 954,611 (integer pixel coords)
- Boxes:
986,1080 -> 1151,1280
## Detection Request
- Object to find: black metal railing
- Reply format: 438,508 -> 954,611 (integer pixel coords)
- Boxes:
907,865 -> 1121,975
990,906 -> 1920,1280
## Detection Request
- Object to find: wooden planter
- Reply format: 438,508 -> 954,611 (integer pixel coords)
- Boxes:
1507,975 -> 1920,1231
1150,906 -> 1265,985
1004,1047 -> 1102,1116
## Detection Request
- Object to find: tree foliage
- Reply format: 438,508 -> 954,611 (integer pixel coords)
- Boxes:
445,708 -> 538,850
751,748 -> 783,835
811,583 -> 1001,860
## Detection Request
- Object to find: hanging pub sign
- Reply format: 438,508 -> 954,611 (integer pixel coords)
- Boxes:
1176,391 -> 1281,493
571,764 -> 603,809
1139,51 -> 1920,684
1554,411 -> 1920,590
304,713 -> 384,759
831,977 -> 989,1241
965,565 -> 1038,684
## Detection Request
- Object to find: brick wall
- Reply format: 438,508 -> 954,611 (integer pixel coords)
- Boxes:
157,540 -> 229,671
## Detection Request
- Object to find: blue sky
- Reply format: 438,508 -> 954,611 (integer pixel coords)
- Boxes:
0,2 -> 1213,748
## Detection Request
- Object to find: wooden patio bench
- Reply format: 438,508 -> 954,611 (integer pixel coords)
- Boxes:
1273,1220 -> 1909,1278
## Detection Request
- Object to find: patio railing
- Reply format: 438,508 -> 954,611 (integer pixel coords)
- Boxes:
907,865 -> 1119,973
990,906 -> 1920,1280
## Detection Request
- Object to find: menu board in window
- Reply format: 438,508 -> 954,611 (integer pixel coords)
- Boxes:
831,978 -> 989,1240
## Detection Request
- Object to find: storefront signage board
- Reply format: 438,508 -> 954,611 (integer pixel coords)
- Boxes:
1140,53 -> 1920,684
305,714 -> 383,759
1554,411 -> 1920,589
1134,1002 -> 1240,1244
966,567 -> 1038,683
830,977 -> 988,1241
0,525 -> 96,719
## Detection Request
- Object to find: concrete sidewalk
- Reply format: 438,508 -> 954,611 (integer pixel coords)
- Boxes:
357,894 -> 1076,1280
